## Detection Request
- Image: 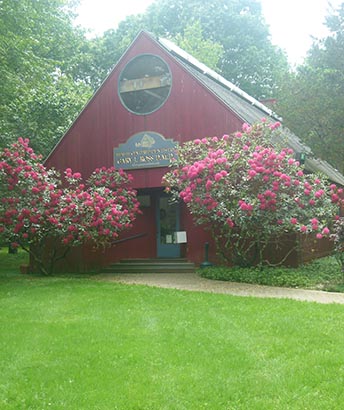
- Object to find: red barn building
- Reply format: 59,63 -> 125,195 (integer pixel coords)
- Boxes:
45,31 -> 344,272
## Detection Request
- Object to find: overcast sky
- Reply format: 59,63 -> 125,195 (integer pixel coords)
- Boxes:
75,0 -> 342,66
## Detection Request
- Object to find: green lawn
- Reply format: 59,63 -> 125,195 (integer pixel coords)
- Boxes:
1,252 -> 344,409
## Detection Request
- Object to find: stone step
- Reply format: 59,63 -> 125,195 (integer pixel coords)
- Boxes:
119,258 -> 188,264
102,258 -> 195,274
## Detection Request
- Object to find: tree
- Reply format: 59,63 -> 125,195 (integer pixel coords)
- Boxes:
0,0 -> 290,157
173,21 -> 224,71
0,138 -> 141,275
0,0 -> 93,157
83,13 -> 150,92
163,121 -> 342,267
276,3 -> 344,174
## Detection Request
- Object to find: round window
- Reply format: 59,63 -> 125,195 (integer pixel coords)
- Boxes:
118,54 -> 172,115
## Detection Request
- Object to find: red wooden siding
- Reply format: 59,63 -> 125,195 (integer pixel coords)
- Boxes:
46,31 -> 315,270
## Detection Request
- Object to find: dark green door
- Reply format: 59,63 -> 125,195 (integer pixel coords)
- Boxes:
156,194 -> 181,258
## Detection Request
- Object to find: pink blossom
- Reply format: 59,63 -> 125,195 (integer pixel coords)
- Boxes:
264,190 -> 275,198
290,218 -> 298,225
269,121 -> 281,130
239,201 -> 253,212
242,123 -> 251,132
315,190 -> 324,198
322,227 -> 330,235
331,194 -> 339,203
226,218 -> 234,228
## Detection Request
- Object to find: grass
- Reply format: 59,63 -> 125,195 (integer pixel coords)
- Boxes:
199,256 -> 344,292
1,252 -> 344,409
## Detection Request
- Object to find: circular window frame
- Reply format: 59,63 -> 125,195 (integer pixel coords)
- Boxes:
118,53 -> 172,116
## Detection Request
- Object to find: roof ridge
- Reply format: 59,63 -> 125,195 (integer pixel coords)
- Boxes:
158,36 -> 282,121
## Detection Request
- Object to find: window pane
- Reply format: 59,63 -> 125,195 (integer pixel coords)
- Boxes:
119,54 -> 172,115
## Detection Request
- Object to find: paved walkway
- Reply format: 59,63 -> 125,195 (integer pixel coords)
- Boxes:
97,272 -> 344,304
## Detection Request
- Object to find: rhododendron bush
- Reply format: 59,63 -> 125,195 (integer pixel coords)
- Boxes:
163,121 -> 343,267
332,217 -> 344,271
0,138 -> 140,275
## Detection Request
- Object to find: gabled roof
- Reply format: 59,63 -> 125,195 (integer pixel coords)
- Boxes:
157,34 -> 344,186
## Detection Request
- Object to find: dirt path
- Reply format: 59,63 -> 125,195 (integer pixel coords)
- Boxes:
97,272 -> 344,304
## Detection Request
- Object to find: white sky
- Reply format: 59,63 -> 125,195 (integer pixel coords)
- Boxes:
75,0 -> 342,66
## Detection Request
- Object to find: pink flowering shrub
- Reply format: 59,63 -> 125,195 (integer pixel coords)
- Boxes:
163,121 -> 343,266
331,217 -> 344,271
0,138 -> 140,275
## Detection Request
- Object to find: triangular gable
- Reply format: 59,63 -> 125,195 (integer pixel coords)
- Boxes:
45,30 -> 249,174
45,30 -> 344,185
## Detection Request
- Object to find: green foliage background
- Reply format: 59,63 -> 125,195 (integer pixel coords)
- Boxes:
0,0 -> 343,172
276,3 -> 344,173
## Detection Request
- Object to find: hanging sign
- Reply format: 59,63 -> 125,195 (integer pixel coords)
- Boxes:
114,131 -> 178,170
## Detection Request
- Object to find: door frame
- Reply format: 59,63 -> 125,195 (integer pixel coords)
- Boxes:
155,192 -> 181,258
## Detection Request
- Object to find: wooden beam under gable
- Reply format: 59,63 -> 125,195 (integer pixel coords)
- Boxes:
120,75 -> 171,93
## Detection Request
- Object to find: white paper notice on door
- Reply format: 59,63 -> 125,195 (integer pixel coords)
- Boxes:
174,231 -> 187,243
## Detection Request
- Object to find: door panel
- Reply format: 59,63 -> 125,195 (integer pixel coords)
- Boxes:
156,194 -> 181,258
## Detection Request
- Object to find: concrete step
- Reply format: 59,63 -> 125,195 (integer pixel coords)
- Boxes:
102,258 -> 195,274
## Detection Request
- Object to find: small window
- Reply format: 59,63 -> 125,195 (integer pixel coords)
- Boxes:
118,54 -> 172,115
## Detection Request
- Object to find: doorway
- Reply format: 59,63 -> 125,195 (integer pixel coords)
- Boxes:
156,193 -> 181,258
